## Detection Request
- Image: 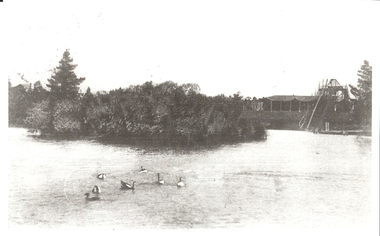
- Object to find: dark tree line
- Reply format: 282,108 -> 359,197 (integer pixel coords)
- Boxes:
8,50 -> 267,146
9,50 -> 372,140
8,80 -> 49,127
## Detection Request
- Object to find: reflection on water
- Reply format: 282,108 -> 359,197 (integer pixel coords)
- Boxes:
8,128 -> 372,229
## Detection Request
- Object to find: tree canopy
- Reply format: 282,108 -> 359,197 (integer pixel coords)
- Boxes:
349,60 -> 372,128
350,60 -> 372,101
46,49 -> 85,100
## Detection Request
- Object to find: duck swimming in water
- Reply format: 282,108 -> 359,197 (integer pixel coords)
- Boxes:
84,193 -> 100,201
97,173 -> 106,180
157,173 -> 164,185
92,185 -> 101,194
120,180 -> 135,190
139,166 -> 147,173
177,177 -> 185,187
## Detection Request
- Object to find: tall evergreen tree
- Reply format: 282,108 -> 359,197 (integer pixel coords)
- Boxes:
46,49 -> 85,100
349,60 -> 372,128
350,60 -> 372,101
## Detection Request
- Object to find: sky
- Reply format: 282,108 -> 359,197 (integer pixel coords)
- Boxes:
1,0 -> 379,98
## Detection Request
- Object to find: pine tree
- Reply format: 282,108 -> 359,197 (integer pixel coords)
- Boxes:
349,60 -> 372,128
47,49 -> 85,100
355,60 -> 372,102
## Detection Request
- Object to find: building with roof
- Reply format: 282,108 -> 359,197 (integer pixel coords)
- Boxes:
264,95 -> 318,112
260,79 -> 353,113
248,79 -> 357,131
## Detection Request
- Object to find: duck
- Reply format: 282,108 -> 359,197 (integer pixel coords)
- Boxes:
157,173 -> 164,185
97,173 -> 106,180
120,180 -> 135,190
177,177 -> 185,187
139,166 -> 147,173
84,193 -> 100,201
92,185 -> 101,194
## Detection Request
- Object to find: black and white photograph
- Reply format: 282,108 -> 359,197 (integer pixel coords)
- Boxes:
2,0 -> 379,235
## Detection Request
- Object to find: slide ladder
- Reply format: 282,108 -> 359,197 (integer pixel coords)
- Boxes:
306,93 -> 323,130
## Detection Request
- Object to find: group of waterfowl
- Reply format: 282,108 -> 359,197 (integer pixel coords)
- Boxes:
84,166 -> 185,201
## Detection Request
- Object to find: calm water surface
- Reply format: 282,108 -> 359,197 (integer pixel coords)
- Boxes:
8,128 -> 372,229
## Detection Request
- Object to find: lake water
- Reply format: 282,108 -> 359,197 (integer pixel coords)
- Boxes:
7,128 -> 372,230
